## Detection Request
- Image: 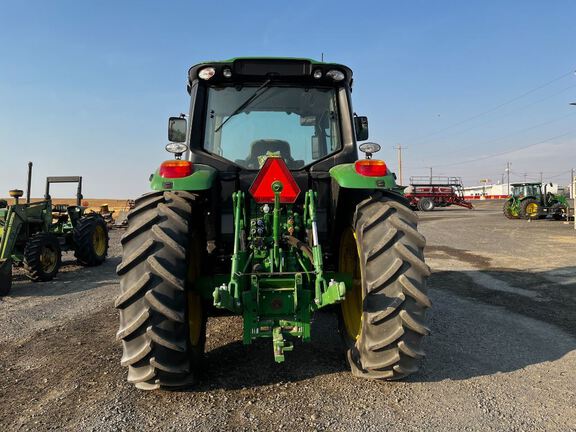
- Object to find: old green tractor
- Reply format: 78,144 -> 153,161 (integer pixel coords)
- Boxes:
503,182 -> 568,220
0,166 -> 109,295
116,58 -> 431,390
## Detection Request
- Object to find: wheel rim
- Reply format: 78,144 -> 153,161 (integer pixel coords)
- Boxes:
92,225 -> 107,256
187,292 -> 202,345
40,245 -> 58,273
526,202 -> 538,216
187,239 -> 203,347
339,228 -> 363,340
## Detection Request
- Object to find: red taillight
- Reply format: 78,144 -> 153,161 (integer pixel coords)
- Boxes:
159,160 -> 193,178
249,157 -> 301,203
355,159 -> 387,177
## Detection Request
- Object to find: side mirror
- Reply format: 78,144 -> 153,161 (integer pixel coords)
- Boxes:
354,116 -> 369,141
168,117 -> 187,143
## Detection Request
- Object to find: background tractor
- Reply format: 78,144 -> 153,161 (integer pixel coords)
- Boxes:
116,58 -> 431,390
0,164 -> 109,295
503,182 -> 568,220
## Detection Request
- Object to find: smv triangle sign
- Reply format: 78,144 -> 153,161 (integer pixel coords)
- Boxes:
249,157 -> 301,203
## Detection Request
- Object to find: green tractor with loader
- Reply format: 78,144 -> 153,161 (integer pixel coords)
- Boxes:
0,164 -> 109,295
503,182 -> 568,220
116,58 -> 431,390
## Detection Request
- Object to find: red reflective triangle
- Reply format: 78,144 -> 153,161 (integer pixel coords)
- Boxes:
249,157 -> 301,203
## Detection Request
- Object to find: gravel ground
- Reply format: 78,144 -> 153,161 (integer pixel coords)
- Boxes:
1,201 -> 575,431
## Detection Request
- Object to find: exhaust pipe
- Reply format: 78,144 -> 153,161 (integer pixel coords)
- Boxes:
26,161 -> 33,204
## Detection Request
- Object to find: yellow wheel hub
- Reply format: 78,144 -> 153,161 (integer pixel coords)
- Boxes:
92,225 -> 107,256
526,203 -> 539,216
40,246 -> 58,273
187,292 -> 202,345
187,240 -> 203,347
339,228 -> 363,340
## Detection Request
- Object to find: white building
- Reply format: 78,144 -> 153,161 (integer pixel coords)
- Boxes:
463,182 -> 563,200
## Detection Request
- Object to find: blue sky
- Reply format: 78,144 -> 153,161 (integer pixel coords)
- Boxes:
1,0 -> 575,198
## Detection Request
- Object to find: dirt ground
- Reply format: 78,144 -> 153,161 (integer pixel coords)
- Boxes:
1,200 -> 575,431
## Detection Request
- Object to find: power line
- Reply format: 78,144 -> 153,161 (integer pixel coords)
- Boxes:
420,130 -> 576,169
401,69 -> 575,144
426,111 -> 576,160
410,83 -> 576,147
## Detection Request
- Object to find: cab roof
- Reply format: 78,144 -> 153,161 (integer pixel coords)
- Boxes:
187,57 -> 353,89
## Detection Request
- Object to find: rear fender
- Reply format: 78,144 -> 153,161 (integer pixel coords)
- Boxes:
150,163 -> 217,191
329,175 -> 409,263
329,163 -> 399,191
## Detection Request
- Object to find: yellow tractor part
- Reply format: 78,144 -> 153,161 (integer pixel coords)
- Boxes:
92,225 -> 107,256
39,245 -> 59,274
339,228 -> 363,340
525,202 -> 539,217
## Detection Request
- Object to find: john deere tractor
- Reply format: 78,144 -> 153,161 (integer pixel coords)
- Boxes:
503,182 -> 568,220
0,165 -> 109,295
116,58 -> 431,390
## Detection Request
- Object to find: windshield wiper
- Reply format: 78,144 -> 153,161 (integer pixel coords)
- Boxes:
214,79 -> 272,133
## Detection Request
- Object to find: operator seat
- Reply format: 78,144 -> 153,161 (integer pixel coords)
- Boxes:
244,139 -> 304,169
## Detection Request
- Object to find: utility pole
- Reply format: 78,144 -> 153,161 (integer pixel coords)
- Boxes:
539,171 -> 543,183
523,172 -> 527,182
506,162 -> 511,195
429,166 -> 433,183
570,168 -> 576,200
393,145 -> 406,185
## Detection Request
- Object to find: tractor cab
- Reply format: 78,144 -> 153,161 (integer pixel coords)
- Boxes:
510,183 -> 542,199
181,58 -> 364,172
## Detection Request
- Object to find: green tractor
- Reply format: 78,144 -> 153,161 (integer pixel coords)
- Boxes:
503,182 -> 568,220
116,58 -> 431,390
0,166 -> 109,295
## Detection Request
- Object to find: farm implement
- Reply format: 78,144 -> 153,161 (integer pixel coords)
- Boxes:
404,176 -> 473,211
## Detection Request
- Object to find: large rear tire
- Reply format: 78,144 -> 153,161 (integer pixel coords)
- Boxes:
73,214 -> 109,266
23,232 -> 61,282
520,198 -> 540,219
339,193 -> 431,379
116,191 -> 206,390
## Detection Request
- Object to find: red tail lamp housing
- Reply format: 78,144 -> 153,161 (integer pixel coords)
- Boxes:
249,157 -> 301,203
159,160 -> 193,178
355,159 -> 387,177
